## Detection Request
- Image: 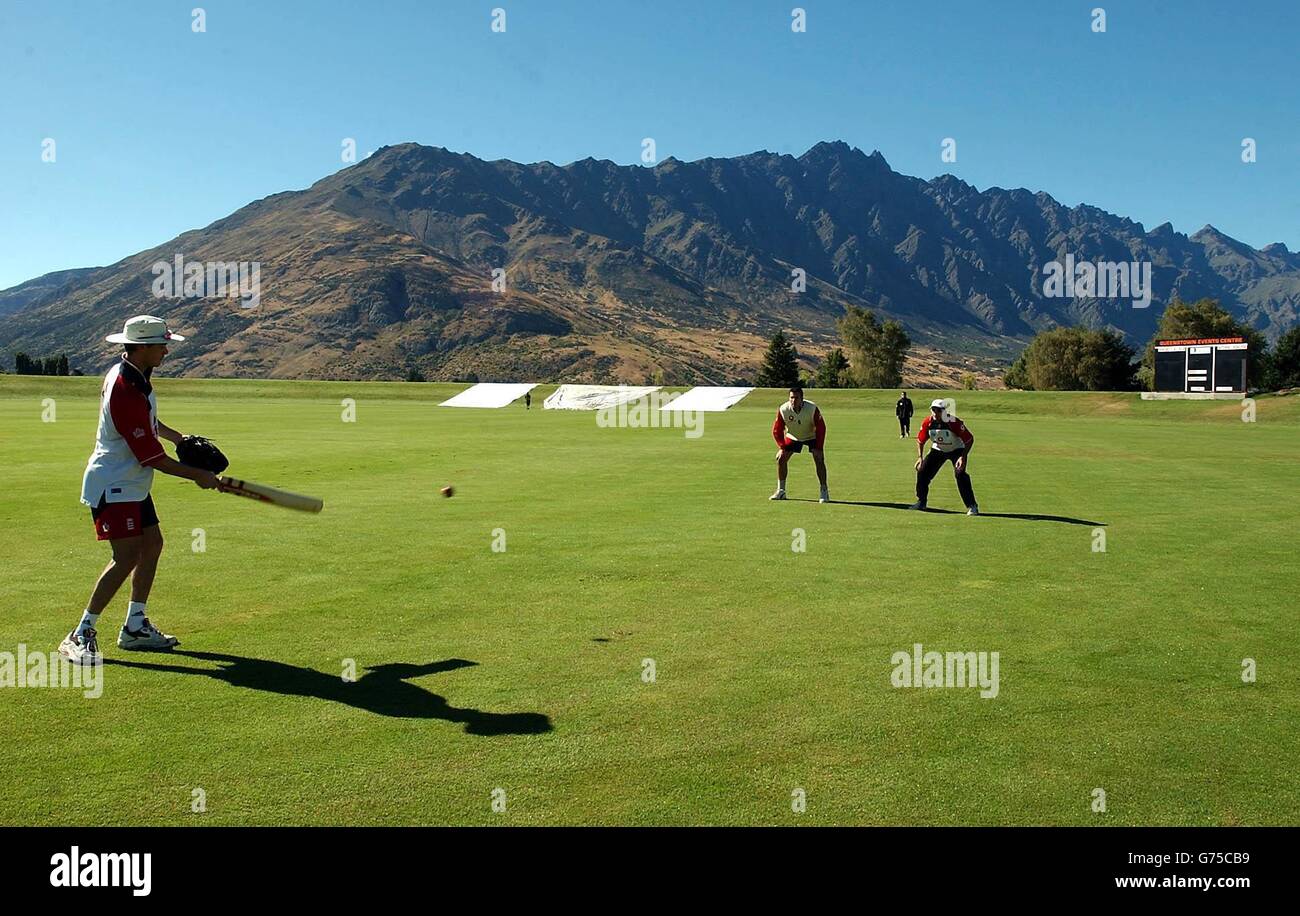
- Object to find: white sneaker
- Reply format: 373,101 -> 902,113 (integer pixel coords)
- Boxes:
967,505 -> 980,516
118,618 -> 179,651
58,628 -> 102,666
769,488 -> 787,501
819,489 -> 830,503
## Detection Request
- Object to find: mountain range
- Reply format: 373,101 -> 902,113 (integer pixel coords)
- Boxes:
2,140 -> 1297,385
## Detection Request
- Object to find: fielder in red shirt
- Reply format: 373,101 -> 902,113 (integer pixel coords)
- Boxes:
769,385 -> 830,503
911,398 -> 979,515
58,316 -> 223,667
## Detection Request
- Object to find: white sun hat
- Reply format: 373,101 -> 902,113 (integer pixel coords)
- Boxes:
930,398 -> 948,408
105,315 -> 186,344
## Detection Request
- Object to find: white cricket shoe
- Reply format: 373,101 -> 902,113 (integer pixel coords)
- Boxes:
118,618 -> 179,651
819,489 -> 830,503
769,488 -> 787,500
908,501 -> 927,510
58,628 -> 102,666
966,504 -> 980,516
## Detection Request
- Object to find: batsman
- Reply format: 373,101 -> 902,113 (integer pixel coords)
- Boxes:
59,316 -> 231,665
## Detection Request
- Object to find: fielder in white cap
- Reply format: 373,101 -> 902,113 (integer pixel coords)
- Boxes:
58,316 -> 222,666
911,398 -> 979,515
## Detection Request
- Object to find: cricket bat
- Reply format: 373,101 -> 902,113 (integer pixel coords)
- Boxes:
218,476 -> 324,513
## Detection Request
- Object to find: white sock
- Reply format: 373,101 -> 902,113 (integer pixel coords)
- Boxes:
75,610 -> 99,638
125,601 -> 147,630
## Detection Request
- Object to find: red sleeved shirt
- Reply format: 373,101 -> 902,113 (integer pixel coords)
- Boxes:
917,414 -> 973,453
81,359 -> 166,506
108,369 -> 166,467
773,403 -> 826,449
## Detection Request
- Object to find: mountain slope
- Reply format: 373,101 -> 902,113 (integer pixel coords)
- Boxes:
0,267 -> 104,320
2,141 -> 1297,383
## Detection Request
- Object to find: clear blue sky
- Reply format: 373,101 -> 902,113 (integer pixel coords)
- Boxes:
1,0 -> 1296,290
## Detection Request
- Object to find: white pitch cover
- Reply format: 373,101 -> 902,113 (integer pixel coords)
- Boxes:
439,383 -> 538,408
658,386 -> 754,412
543,385 -> 660,410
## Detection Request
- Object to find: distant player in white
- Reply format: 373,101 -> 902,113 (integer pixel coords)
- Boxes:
58,316 -> 222,666
770,385 -> 830,503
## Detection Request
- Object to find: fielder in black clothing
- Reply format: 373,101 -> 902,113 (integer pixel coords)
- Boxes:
895,391 -> 914,437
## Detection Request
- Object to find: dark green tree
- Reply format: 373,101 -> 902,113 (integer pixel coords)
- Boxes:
56,354 -> 69,376
1270,326 -> 1300,390
756,331 -> 801,388
814,348 -> 852,388
1004,352 -> 1030,390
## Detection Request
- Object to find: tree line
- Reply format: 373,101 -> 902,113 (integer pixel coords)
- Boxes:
12,353 -> 77,376
756,306 -> 911,389
749,297 -> 1300,392
1003,298 -> 1300,392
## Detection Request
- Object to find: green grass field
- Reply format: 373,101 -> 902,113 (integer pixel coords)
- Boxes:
2,376 -> 1297,825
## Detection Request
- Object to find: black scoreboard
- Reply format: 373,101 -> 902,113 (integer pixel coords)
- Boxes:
1153,337 -> 1248,393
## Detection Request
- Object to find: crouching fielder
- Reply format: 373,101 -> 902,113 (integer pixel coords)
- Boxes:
770,385 -> 829,503
911,398 -> 979,516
